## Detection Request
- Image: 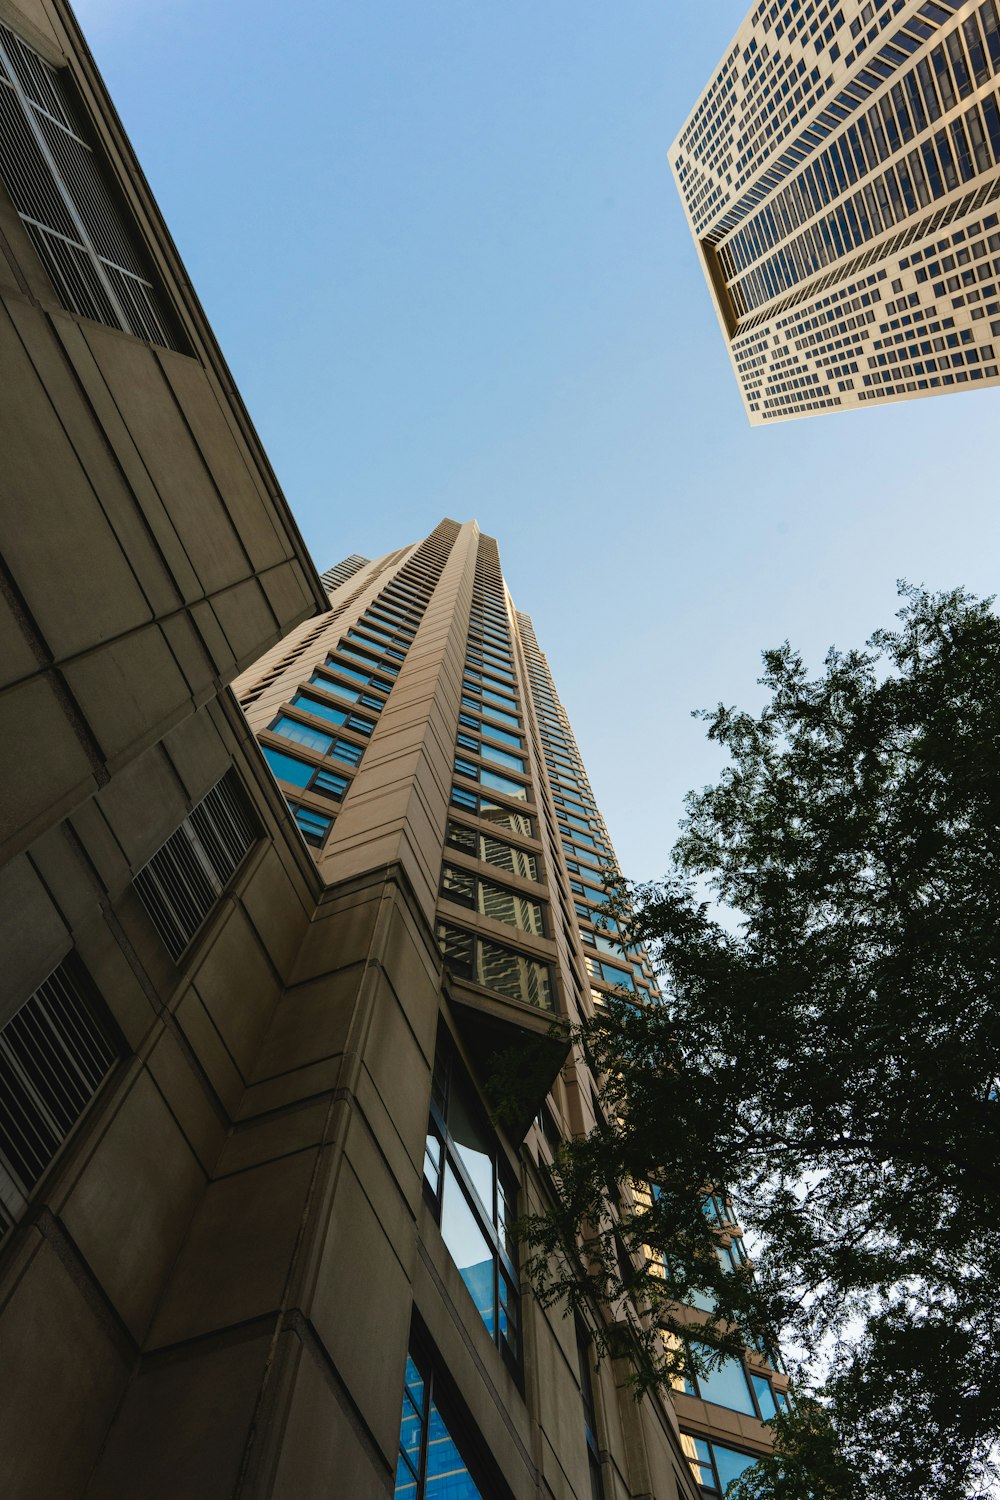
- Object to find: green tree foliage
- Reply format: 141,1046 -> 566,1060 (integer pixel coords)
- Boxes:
519,586 -> 1000,1500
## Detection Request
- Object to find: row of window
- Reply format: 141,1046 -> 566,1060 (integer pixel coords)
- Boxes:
725,10 -> 1000,314
438,577 -> 560,1013
708,0 -> 963,242
722,0 -> 993,281
264,537 -> 460,846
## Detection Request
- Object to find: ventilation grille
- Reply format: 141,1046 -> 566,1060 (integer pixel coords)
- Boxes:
133,769 -> 260,961
0,20 -> 181,349
0,958 -> 118,1231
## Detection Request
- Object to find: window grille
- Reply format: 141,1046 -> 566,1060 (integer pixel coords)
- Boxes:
0,958 -> 119,1230
0,21 -> 182,349
133,769 -> 260,961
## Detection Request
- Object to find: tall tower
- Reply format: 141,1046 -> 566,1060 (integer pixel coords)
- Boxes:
673,0 -> 1000,422
229,519 -> 790,1499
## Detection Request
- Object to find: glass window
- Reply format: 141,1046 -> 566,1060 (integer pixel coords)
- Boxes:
269,715 -> 333,754
437,922 -> 554,1012
291,805 -> 332,847
300,685 -> 374,734
424,1040 -> 519,1365
440,864 -> 545,937
577,1324 -> 605,1500
444,821 -> 539,881
262,745 -> 313,789
680,1433 -> 760,1495
395,1348 -> 484,1499
685,1344 -> 757,1418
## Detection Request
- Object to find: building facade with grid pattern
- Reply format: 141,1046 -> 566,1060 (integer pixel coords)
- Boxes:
673,0 -> 1000,421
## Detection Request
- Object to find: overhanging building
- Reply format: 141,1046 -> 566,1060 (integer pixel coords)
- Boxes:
673,0 -> 1000,421
0,0 -> 788,1495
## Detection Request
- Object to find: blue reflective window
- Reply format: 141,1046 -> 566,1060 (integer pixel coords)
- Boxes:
681,1432 -> 760,1494
262,746 -> 312,789
395,1352 -> 483,1500
291,805 -> 332,847
479,768 -> 528,802
270,715 -> 333,754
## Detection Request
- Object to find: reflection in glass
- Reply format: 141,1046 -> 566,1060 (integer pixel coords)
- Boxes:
441,1165 -> 495,1336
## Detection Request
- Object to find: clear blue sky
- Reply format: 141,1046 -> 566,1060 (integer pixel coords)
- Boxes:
75,0 -> 999,881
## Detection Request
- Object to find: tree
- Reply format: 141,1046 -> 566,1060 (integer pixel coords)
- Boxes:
519,585 -> 1000,1500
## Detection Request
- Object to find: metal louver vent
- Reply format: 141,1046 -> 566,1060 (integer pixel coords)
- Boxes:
133,769 -> 260,961
0,20 -> 182,349
0,958 -> 118,1232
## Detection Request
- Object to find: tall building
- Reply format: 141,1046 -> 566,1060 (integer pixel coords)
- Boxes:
673,0 -> 1000,421
0,2 -> 787,1496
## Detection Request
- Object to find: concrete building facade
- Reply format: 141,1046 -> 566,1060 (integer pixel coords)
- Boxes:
673,0 -> 1000,421
0,2 -> 786,1496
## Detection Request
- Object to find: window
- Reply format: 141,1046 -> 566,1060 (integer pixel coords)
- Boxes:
682,1342 -> 783,1422
585,957 -> 637,993
396,1345 -> 485,1499
301,683 -> 375,734
445,821 -> 538,882
457,714 -> 524,751
455,736 -> 526,775
440,864 -> 545,937
269,715 -> 363,767
436,922 -> 554,1012
461,696 -> 520,731
680,1433 -> 761,1496
291,805 -> 332,847
133,769 -> 260,960
320,656 -> 393,691
423,1039 -> 519,1366
453,760 -> 529,804
448,787 -> 534,838
0,955 -> 120,1232
261,746 -> 350,803
312,669 -> 385,710
577,1325 -> 605,1500
0,21 -> 181,348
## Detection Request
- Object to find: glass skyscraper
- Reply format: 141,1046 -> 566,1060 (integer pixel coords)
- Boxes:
674,0 -> 1000,420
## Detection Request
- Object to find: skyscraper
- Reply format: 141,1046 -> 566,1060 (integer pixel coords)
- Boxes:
231,520 -> 792,1499
673,0 -> 1000,421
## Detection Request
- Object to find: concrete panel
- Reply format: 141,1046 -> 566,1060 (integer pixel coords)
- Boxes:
0,305 -> 153,658
0,674 -> 96,855
268,1336 -> 395,1500
4,297 -> 179,619
145,1025 -> 227,1176
309,1143 -> 414,1464
191,904 -> 282,1079
175,987 -> 245,1116
0,1232 -> 132,1500
159,354 -> 287,573
250,966 -> 358,1085
238,842 -> 314,978
81,327 -> 250,595
0,582 -> 39,691
86,1327 -> 273,1500
93,739 -> 183,870
146,1148 -> 317,1349
62,1067 -> 206,1339
0,851 -> 69,1024
62,623 -> 191,766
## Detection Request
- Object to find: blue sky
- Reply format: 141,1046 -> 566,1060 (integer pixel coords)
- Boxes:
74,0 -> 999,880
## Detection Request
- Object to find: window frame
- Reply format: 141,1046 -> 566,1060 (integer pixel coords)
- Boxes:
422,1039 -> 521,1375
